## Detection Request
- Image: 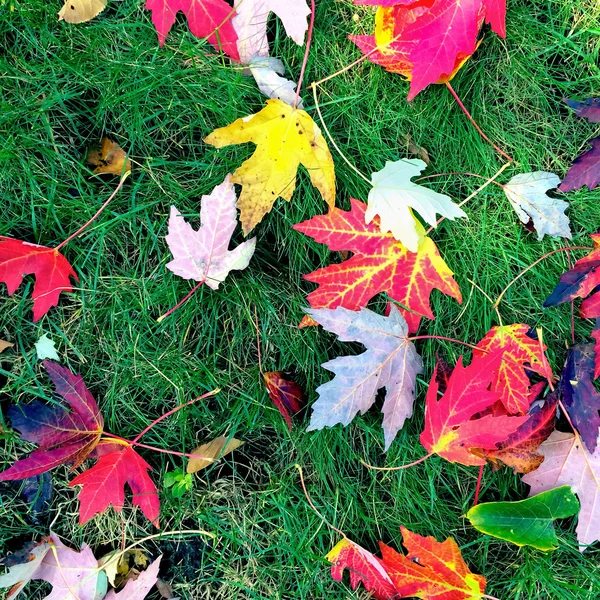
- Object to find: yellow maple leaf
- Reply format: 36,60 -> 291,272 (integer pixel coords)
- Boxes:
204,99 -> 336,235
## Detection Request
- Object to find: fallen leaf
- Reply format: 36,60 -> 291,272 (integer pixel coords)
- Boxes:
105,556 -> 162,600
503,172 -> 570,240
352,0 -> 505,99
156,578 -> 178,599
232,0 -> 310,63
0,361 -> 103,481
34,334 -> 59,361
420,352 -> 528,466
0,539 -> 52,599
560,343 -> 600,454
591,318 -> 600,379
58,0 -> 106,23
544,233 -> 600,318
326,538 -> 396,600
87,137 -> 131,176
565,97 -> 600,123
204,99 -> 335,235
0,237 -> 78,322
248,56 -> 302,108
366,158 -> 466,252
99,549 -> 149,587
0,339 -> 13,353
293,198 -> 461,333
263,371 -> 304,431
403,134 -> 430,165
522,430 -> 600,551
21,472 -> 53,518
559,137 -> 600,193
473,324 -> 552,414
0,532 -> 107,600
306,304 -> 423,451
165,175 -> 256,289
70,442 -> 160,527
145,0 -> 240,59
186,436 -> 244,473
479,388 -> 557,474
466,486 -> 579,551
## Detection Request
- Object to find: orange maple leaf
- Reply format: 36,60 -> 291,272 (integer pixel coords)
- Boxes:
292,198 -> 461,333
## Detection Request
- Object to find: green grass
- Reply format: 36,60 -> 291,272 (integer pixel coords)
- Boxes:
1,0 -> 600,598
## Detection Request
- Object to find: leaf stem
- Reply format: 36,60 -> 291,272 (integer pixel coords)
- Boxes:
157,280 -> 204,322
54,171 -> 130,252
132,390 -> 219,444
407,335 -> 482,352
473,464 -> 484,506
360,453 -> 433,471
493,246 -> 593,308
445,82 -> 513,163
294,0 -> 315,108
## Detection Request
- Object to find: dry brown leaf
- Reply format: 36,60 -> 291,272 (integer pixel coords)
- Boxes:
0,340 -> 13,354
87,137 -> 131,176
403,134 -> 430,165
98,549 -> 148,587
58,0 -> 107,23
186,437 -> 244,474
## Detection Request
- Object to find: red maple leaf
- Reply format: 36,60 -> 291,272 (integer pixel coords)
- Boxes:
473,324 -> 552,414
70,442 -> 160,527
0,361 -> 102,481
353,0 -> 506,99
0,238 -> 78,322
420,352 -> 528,465
263,371 -> 304,431
292,199 -> 461,333
559,137 -> 600,193
145,0 -> 240,60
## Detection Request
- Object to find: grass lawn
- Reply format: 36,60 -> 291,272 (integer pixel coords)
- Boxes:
1,0 -> 600,598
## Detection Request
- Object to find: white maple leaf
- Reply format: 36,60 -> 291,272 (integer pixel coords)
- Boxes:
165,175 -> 256,290
306,304 -> 423,451
503,171 -> 571,240
233,0 -> 310,63
248,56 -> 302,108
366,159 -> 466,252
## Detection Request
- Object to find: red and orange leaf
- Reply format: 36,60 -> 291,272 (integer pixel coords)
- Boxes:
0,237 -> 78,322
420,352 -> 528,466
381,526 -> 486,600
326,539 -> 396,600
0,361 -> 103,481
292,199 -> 461,333
478,388 -> 558,474
473,324 -> 552,414
263,371 -> 304,431
544,233 -> 600,318
70,443 -> 160,527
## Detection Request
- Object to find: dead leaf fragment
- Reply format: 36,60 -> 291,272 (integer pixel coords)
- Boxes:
99,549 -> 149,587
0,340 -> 13,353
187,437 -> 244,474
87,137 -> 131,176
58,0 -> 107,23
403,134 -> 430,165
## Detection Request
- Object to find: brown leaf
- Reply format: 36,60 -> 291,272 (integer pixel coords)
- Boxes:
186,437 -> 244,474
0,340 -> 13,353
402,134 -> 430,165
87,137 -> 131,176
156,579 -> 177,599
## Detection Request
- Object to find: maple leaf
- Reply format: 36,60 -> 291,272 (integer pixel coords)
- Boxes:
473,324 -> 552,414
503,172 -> 571,240
263,371 -> 304,431
544,233 -> 600,318
145,0 -> 240,59
0,532 -> 107,600
204,99 -> 336,235
591,318 -> 600,380
365,158 -> 466,252
420,352 -> 528,466
0,361 -> 103,481
87,137 -> 131,176
70,442 -> 160,527
104,556 -> 161,600
559,137 -> 600,193
560,344 -> 600,454
0,237 -> 78,322
565,97 -> 600,123
186,436 -> 244,473
165,175 -> 256,289
232,0 -> 310,63
306,304 -> 423,450
293,198 -> 461,333
58,0 -> 106,23
326,538 -> 396,600
353,0 -> 505,99
522,430 -> 600,551
479,387 -> 558,474
35,334 -> 60,361
248,56 -> 302,108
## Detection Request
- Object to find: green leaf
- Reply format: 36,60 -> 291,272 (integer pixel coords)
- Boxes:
466,486 -> 580,551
